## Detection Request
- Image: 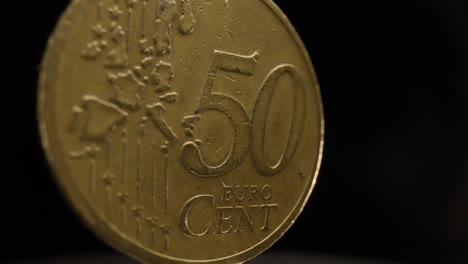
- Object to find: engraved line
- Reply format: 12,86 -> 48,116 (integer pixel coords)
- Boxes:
137,139 -> 142,202
106,139 -> 112,167
90,158 -> 97,192
106,186 -> 112,214
152,141 -> 157,210
142,0 -> 147,38
137,218 -> 141,239
155,0 -> 160,19
121,129 -> 127,184
163,227 -> 170,251
107,126 -> 117,168
151,227 -> 156,245
127,8 -> 132,66
98,1 -> 103,20
122,204 -> 127,225
133,207 -> 143,239
138,118 -> 148,204
164,153 -> 168,213
147,217 -> 159,246
119,192 -> 129,226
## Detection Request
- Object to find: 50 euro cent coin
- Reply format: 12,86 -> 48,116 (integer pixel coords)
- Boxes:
38,0 -> 324,263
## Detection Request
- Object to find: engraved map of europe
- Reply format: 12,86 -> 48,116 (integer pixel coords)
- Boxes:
68,0 -> 198,251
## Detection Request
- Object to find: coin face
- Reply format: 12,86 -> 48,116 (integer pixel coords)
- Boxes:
39,0 -> 323,263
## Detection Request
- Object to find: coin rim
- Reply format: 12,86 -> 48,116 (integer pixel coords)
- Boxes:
38,0 -> 325,263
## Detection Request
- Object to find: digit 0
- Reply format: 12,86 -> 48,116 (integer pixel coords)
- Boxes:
251,65 -> 306,176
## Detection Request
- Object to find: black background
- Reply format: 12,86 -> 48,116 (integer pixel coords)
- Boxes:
3,0 -> 467,263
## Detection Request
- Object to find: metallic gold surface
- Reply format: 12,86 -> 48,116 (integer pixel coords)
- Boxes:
38,0 -> 324,263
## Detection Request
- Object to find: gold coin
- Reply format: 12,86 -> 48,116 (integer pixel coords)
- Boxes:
38,0 -> 324,263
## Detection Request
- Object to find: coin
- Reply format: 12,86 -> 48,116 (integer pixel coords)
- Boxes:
38,0 -> 324,263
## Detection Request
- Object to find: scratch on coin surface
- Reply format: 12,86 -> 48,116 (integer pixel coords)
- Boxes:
177,56 -> 185,65
222,73 -> 239,83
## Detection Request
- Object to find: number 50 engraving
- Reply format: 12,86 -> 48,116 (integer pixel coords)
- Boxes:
181,50 -> 306,177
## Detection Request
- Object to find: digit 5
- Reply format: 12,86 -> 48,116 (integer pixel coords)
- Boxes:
181,50 -> 259,177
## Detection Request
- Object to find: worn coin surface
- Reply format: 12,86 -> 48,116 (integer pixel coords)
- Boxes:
39,0 -> 324,263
